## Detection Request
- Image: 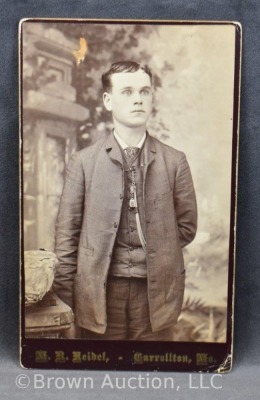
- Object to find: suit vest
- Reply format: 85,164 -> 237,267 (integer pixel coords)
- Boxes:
109,145 -> 147,278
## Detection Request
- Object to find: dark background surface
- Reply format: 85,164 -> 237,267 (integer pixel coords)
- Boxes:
0,1 -> 259,399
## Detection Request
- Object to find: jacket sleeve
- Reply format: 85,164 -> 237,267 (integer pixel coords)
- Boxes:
174,153 -> 197,248
52,152 -> 85,308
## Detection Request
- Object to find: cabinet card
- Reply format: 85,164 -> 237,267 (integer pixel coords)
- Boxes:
19,19 -> 241,372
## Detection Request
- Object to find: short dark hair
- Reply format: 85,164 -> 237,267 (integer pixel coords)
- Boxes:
102,61 -> 152,92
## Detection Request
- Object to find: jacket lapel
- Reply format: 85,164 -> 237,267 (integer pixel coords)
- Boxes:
143,132 -> 156,182
105,132 -> 123,166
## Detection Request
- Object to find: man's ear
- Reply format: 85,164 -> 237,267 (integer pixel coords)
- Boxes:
103,92 -> 112,111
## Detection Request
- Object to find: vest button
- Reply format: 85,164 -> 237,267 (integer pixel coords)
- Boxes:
129,247 -> 134,251
120,193 -> 123,199
114,222 -> 118,228
129,263 -> 133,268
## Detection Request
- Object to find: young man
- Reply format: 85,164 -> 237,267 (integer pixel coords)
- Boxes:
53,61 -> 197,340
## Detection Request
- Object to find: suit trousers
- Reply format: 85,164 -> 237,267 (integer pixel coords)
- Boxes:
82,276 -> 174,341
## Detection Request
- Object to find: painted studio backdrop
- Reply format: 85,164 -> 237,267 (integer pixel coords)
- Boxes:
22,21 -> 236,343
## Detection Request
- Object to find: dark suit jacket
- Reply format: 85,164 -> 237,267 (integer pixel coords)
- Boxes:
53,132 -> 197,333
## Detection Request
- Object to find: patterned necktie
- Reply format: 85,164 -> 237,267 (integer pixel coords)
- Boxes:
124,147 -> 140,160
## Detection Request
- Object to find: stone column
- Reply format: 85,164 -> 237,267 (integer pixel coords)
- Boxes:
22,23 -> 89,251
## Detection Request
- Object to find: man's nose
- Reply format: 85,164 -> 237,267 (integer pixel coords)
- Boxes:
133,91 -> 142,104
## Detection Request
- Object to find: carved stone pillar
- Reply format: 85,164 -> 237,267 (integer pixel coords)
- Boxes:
22,23 -> 89,251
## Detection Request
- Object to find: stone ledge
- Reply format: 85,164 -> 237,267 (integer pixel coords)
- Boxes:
24,90 -> 89,122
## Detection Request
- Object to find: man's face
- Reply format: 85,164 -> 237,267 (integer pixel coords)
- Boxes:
103,70 -> 153,129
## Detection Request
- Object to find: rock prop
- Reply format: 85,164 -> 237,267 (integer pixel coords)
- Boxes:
25,249 -> 58,306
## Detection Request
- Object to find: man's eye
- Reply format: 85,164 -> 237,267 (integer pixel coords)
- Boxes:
141,89 -> 151,95
122,90 -> 132,95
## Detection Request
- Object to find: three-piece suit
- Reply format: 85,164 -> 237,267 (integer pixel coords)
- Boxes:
53,132 -> 197,335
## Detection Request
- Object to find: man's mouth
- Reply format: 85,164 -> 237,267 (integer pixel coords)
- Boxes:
131,110 -> 145,113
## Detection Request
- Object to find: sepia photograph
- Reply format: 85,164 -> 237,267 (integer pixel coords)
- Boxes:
20,19 -> 241,371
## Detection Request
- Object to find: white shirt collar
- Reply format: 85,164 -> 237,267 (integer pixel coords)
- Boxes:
113,130 -> 146,150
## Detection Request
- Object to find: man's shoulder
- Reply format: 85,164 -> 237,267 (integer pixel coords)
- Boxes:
149,134 -> 185,162
75,135 -> 107,160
